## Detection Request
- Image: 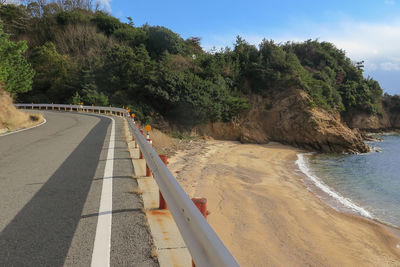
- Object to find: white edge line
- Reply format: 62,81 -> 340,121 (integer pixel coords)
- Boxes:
91,117 -> 115,267
0,118 -> 47,137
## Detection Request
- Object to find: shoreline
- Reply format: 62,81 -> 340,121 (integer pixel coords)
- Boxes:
168,140 -> 400,266
295,150 -> 400,248
295,152 -> 400,251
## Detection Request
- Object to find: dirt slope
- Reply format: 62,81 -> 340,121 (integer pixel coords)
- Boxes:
0,87 -> 43,133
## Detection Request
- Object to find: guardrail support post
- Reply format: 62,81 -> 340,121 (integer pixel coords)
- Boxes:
145,138 -> 153,177
139,130 -> 145,159
191,197 -> 209,267
191,198 -> 208,218
159,155 -> 168,209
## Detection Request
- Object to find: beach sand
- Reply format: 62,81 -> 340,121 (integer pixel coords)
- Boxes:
168,140 -> 400,266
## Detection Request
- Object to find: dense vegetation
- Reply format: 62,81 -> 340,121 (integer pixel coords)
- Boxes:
0,1 -> 388,125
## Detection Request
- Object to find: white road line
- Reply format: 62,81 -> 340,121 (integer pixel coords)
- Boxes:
91,117 -> 115,267
0,118 -> 47,137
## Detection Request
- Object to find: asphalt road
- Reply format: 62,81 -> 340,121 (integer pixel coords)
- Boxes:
0,111 -> 158,266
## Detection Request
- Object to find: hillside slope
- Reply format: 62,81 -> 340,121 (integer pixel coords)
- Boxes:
1,3 -> 399,152
0,87 -> 42,133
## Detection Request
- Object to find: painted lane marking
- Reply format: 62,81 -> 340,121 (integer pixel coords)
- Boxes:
91,117 -> 115,267
0,118 -> 47,137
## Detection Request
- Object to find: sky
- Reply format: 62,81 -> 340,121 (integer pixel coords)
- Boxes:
105,0 -> 400,94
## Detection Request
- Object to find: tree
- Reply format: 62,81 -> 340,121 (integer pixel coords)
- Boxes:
0,23 -> 34,97
112,26 -> 146,48
145,26 -> 186,57
91,11 -> 124,36
0,4 -> 30,34
29,42 -> 78,102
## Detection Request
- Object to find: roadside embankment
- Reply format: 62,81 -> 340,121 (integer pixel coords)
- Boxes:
168,140 -> 400,266
0,88 -> 43,134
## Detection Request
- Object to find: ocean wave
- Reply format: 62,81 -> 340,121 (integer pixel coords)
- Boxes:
296,153 -> 373,219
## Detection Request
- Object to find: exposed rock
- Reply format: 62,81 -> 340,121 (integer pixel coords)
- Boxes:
195,89 -> 370,153
239,127 -> 269,144
343,110 -> 391,131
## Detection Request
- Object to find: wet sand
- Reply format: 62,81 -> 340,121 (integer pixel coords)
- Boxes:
168,141 -> 400,266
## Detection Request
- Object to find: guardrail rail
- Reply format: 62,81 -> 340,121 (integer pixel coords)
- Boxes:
15,103 -> 239,267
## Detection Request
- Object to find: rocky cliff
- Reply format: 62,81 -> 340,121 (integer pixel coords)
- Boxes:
195,88 -> 369,153
343,104 -> 400,131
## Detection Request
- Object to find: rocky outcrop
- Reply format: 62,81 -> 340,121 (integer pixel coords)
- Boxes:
196,89 -> 369,153
343,110 -> 391,131
389,112 -> 400,128
343,106 -> 400,131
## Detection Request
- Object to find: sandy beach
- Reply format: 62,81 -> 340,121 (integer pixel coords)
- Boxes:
168,140 -> 400,266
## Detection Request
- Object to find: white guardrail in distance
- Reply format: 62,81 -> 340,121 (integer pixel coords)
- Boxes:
15,103 -> 240,267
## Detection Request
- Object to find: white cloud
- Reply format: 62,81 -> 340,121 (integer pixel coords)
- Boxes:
209,20 -> 400,74
308,20 -> 400,73
380,61 -> 400,70
96,0 -> 112,12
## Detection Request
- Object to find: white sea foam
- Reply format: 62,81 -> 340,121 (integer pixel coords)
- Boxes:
296,153 -> 373,219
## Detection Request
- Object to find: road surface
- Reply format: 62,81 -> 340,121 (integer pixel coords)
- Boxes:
0,111 -> 158,266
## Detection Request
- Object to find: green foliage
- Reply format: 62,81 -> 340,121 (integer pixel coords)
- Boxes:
383,94 -> 400,113
71,91 -> 82,104
0,5 -> 388,125
0,24 -> 34,96
29,42 -> 78,102
145,25 -> 186,57
56,10 -> 90,26
283,40 -> 382,114
112,27 -> 146,48
0,4 -> 29,35
81,88 -> 109,105
91,11 -> 124,36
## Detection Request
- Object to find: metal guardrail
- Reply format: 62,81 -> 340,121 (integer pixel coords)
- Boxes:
15,103 -> 240,267
15,103 -> 127,115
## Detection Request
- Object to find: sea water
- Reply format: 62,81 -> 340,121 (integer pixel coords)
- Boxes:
296,134 -> 400,228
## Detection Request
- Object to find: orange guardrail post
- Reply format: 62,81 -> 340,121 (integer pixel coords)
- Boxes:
192,198 -> 209,219
191,197 -> 209,267
139,130 -> 145,159
159,155 -> 168,209
145,127 -> 153,177
131,113 -> 135,124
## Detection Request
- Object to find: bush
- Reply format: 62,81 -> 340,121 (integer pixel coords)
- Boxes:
0,24 -> 34,97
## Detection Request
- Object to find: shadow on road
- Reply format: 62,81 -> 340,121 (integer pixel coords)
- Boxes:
0,116 -> 110,266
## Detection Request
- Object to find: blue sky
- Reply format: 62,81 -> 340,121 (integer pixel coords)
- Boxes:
102,0 -> 400,95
